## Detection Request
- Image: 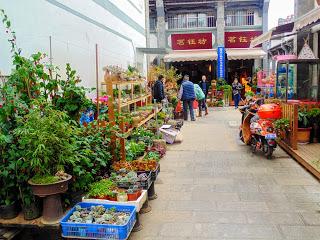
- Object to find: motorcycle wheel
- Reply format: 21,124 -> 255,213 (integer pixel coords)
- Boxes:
239,130 -> 244,142
251,138 -> 257,153
265,146 -> 274,159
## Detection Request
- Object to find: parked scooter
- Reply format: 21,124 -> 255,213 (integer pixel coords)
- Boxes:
239,99 -> 281,159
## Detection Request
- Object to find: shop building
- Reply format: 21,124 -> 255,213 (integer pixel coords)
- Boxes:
0,0 -> 147,89
149,0 -> 269,84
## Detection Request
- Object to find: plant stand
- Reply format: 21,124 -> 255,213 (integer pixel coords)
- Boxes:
28,175 -> 71,225
41,194 -> 63,225
147,182 -> 157,200
132,212 -> 143,232
139,198 -> 151,214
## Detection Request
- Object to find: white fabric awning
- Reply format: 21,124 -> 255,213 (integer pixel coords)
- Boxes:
226,48 -> 267,60
294,7 -> 320,31
250,30 -> 273,48
163,50 -> 217,62
163,48 -> 266,62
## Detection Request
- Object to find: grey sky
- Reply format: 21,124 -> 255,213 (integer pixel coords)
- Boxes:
268,0 -> 294,29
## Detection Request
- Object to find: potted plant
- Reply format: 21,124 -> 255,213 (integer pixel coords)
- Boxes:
14,103 -> 75,224
127,185 -> 141,201
307,108 -> 320,143
274,118 -> 290,140
298,108 -> 312,144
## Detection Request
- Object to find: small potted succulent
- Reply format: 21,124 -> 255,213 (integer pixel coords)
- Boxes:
127,185 -> 141,201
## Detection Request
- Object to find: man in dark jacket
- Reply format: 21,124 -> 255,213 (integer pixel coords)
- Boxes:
198,75 -> 210,116
178,74 -> 196,121
153,75 -> 165,103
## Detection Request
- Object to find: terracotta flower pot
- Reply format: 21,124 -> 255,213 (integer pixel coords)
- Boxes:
28,175 -> 72,225
297,127 -> 312,144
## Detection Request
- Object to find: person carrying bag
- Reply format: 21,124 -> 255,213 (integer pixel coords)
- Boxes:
194,83 -> 206,117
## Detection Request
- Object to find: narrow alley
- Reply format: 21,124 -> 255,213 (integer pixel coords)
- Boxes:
130,108 -> 320,240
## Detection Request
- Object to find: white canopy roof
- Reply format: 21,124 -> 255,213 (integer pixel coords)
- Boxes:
163,50 -> 217,62
294,6 -> 320,31
226,48 -> 267,60
163,48 -> 266,62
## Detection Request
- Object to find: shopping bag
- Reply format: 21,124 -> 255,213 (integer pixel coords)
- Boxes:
193,100 -> 199,109
194,84 -> 205,100
175,101 -> 182,112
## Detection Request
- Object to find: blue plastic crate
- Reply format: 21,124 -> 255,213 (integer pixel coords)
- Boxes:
60,202 -> 136,239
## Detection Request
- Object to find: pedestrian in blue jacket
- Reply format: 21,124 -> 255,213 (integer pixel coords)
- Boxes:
178,74 -> 196,121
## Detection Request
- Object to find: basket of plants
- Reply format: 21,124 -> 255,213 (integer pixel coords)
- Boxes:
60,202 -> 136,240
131,160 -> 160,182
109,169 -> 152,190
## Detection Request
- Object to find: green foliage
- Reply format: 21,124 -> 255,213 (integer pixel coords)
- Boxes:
125,141 -> 146,161
245,91 -> 255,98
70,124 -> 112,192
53,64 -> 92,120
144,151 -> 160,161
30,175 -> 60,184
14,102 -> 76,176
308,108 -> 320,124
274,118 -> 290,131
298,109 -> 310,128
87,179 -> 116,198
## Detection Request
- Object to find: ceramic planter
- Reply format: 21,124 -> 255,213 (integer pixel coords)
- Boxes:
297,127 -> 312,144
28,174 -> 72,224
0,202 -> 20,219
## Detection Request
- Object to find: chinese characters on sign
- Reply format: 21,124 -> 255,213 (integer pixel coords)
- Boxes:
225,31 -> 262,48
171,33 -> 213,50
217,46 -> 225,79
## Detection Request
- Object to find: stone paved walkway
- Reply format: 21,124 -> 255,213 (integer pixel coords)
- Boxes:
130,108 -> 320,240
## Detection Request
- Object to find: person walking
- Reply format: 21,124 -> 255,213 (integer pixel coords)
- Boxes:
194,83 -> 205,117
198,75 -> 209,116
178,74 -> 196,121
232,78 -> 243,109
153,75 -> 165,103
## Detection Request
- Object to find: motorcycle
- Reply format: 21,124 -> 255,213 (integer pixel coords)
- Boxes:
239,99 -> 280,159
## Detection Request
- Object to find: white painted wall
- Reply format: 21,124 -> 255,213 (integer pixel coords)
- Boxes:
254,10 -> 262,26
150,33 -> 158,48
0,0 -> 146,93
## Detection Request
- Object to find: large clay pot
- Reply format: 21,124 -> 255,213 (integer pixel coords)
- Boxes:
297,127 -> 312,144
28,175 -> 72,225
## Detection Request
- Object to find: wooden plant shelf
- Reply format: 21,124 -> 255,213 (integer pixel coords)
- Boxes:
120,94 -> 151,108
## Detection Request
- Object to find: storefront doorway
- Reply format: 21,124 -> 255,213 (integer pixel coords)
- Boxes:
227,59 -> 254,85
171,61 -> 215,84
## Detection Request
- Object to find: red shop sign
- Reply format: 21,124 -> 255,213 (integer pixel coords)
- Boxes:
171,33 -> 212,50
225,31 -> 262,48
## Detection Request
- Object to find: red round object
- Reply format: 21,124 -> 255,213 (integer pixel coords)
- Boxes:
257,104 -> 281,119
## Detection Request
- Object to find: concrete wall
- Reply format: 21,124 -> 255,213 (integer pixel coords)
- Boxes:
294,0 -> 315,18
0,0 -> 146,91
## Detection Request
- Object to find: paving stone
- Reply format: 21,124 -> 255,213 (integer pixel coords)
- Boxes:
193,211 -> 247,224
159,223 -> 194,237
239,192 -> 288,202
132,109 -> 320,239
216,201 -> 269,212
285,193 -> 320,203
192,192 -> 239,201
301,213 -> 320,225
194,223 -> 282,239
304,185 -> 320,193
167,200 -> 215,211
246,212 -> 304,225
279,225 -> 320,240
